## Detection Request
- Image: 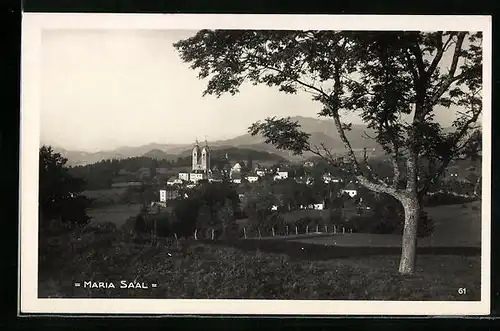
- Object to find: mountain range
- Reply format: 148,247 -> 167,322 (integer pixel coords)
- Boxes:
46,116 -> 418,166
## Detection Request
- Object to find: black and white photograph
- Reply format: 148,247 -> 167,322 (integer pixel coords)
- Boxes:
20,14 -> 491,315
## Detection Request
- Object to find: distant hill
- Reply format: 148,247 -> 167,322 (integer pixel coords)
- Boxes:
177,146 -> 287,162
48,115 -> 462,166
53,147 -> 127,166
142,149 -> 175,160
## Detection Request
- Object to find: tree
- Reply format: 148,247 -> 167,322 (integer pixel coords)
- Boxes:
240,183 -> 275,226
216,198 -> 236,239
174,30 -> 483,274
39,146 -> 91,232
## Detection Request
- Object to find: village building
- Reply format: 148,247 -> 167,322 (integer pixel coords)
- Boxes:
246,174 -> 259,183
323,173 -> 342,184
273,168 -> 289,181
166,176 -> 183,186
255,168 -> 266,177
208,172 -> 224,183
231,172 -> 242,184
178,172 -> 190,181
159,187 -> 179,202
230,162 -> 243,177
341,182 -> 358,198
187,139 -> 211,183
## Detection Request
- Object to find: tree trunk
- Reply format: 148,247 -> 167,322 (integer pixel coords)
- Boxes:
398,197 -> 420,275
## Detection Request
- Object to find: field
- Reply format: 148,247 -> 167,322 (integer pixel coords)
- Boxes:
38,200 -> 481,300
83,188 -> 128,205
284,201 -> 482,248
86,203 -> 143,227
38,235 -> 480,300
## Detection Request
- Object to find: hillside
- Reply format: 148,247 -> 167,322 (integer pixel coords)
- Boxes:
48,115 -> 463,166
174,147 -> 286,168
142,149 -> 176,160
53,147 -> 127,166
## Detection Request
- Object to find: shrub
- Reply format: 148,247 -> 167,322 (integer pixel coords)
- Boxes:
367,195 -> 434,238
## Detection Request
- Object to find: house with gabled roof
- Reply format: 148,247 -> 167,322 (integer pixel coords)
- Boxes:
231,171 -> 242,184
341,182 -> 358,198
167,176 -> 183,186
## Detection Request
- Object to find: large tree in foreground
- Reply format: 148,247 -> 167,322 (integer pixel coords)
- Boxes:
174,30 -> 482,274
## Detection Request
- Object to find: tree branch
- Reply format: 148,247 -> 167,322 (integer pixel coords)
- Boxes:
426,33 -> 453,79
428,32 -> 467,105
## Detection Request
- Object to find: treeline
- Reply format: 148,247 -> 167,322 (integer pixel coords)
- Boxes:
68,157 -> 173,190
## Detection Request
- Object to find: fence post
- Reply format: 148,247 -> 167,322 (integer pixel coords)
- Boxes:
243,227 -> 247,239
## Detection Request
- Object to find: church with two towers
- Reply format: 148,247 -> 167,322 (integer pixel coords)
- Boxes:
192,139 -> 211,173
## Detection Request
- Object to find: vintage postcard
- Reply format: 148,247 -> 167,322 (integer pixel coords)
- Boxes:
20,13 -> 491,315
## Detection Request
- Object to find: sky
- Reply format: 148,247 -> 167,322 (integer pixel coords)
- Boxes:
40,29 -> 470,152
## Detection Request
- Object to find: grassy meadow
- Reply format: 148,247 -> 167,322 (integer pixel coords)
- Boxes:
39,193 -> 482,301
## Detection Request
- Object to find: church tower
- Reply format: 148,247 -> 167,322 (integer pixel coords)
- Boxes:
201,139 -> 210,173
192,139 -> 201,171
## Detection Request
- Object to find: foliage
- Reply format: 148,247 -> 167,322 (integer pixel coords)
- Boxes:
39,146 -> 92,233
369,194 -> 434,238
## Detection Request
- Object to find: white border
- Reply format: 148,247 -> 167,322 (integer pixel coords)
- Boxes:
19,13 -> 492,316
